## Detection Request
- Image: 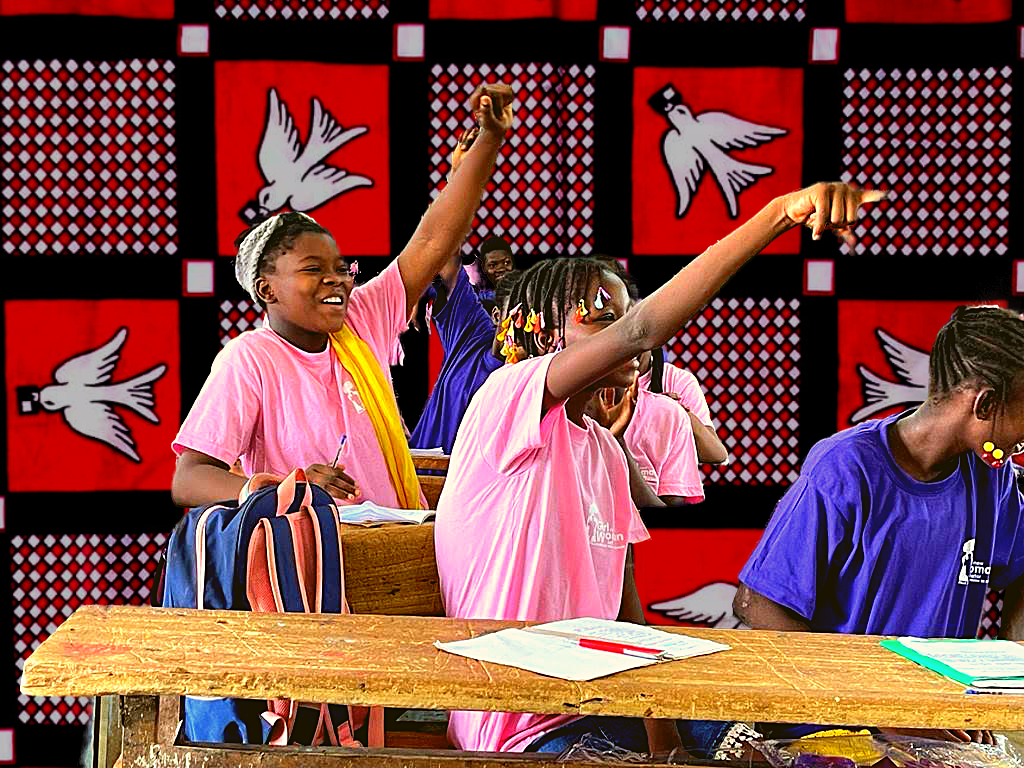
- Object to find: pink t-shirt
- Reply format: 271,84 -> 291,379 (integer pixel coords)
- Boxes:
625,388 -> 704,503
639,363 -> 714,427
173,260 -> 426,508
435,354 -> 649,753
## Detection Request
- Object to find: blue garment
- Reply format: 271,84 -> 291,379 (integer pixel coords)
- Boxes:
410,270 -> 503,454
740,411 -> 1024,637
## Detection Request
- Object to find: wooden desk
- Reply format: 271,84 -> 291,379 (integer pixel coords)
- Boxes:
412,454 -> 449,510
23,605 -> 1024,768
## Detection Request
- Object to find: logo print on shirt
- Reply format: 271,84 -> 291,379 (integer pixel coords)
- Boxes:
958,538 -> 991,586
586,503 -> 625,549
342,380 -> 366,414
238,87 -> 374,225
15,328 -> 167,462
649,84 -> 787,220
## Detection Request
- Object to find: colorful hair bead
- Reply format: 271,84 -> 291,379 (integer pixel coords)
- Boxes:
348,260 -> 359,277
574,299 -> 589,324
595,286 -> 611,310
524,311 -> 537,334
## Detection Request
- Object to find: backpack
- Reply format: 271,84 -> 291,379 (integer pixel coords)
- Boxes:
163,468 -> 383,747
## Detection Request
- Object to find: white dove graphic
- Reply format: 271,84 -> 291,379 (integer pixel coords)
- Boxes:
850,328 -> 930,424
648,581 -> 748,629
650,84 -> 787,219
33,328 -> 167,462
242,87 -> 373,222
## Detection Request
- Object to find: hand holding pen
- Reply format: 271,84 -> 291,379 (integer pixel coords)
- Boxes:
304,435 -> 360,501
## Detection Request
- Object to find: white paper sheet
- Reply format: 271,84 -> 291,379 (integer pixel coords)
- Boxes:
435,618 -> 729,681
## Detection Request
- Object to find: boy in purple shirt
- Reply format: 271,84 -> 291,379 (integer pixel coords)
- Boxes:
737,305 -> 1024,742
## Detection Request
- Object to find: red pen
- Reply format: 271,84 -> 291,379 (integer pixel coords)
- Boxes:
577,637 -> 666,660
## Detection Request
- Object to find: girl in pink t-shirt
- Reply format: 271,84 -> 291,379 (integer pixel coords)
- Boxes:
639,347 -> 728,464
171,85 -> 515,508
435,183 -> 886,755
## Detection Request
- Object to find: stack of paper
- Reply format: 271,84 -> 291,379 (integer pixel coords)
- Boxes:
436,617 -> 730,681
881,636 -> 1024,692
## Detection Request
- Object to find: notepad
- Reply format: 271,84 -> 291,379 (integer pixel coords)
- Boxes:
881,636 -> 1024,692
436,617 -> 730,681
337,501 -> 435,525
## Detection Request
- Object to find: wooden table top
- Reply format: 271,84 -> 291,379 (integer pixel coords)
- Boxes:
22,605 -> 1024,730
412,454 -> 450,472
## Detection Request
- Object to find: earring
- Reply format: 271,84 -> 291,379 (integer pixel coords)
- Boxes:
982,441 -> 1006,469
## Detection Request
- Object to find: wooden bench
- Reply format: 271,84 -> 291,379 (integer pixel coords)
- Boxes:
24,602 -> 1024,768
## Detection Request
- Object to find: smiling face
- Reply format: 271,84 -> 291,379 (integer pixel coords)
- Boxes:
256,232 -> 354,351
561,271 -> 638,389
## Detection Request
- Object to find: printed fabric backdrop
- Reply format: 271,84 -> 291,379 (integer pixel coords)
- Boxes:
0,1 -> 1020,764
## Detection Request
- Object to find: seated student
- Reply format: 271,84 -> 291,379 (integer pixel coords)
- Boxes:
410,267 -> 519,453
474,235 -> 517,310
434,182 -> 884,756
171,84 -> 515,508
735,305 -> 1024,743
409,128 -> 517,453
640,347 -> 727,464
589,378 -> 704,505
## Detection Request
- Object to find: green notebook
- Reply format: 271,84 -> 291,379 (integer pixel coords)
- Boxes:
881,636 -> 1024,691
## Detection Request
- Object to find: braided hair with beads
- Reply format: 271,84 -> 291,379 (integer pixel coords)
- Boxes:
929,305 -> 1024,404
500,257 -> 614,362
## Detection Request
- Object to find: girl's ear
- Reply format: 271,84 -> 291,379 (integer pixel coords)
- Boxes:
490,306 -> 501,326
255,276 -> 275,305
973,388 -> 998,421
535,330 -> 559,355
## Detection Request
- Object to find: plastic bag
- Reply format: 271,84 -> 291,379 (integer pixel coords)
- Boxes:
754,733 -> 1022,768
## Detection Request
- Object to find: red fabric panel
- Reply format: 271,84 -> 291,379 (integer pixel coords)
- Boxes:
634,528 -> 762,627
846,0 -> 1010,23
429,0 -> 596,20
633,67 -> 803,256
0,0 -> 173,16
5,300 -> 180,491
214,61 -> 390,257
427,323 -> 444,394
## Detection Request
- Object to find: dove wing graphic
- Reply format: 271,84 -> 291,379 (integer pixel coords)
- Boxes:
291,164 -> 373,211
258,87 -> 304,184
648,582 -> 738,626
661,130 -> 706,219
697,111 -> 788,151
62,401 -> 141,462
875,328 -> 929,385
299,97 -> 370,171
52,327 -> 127,386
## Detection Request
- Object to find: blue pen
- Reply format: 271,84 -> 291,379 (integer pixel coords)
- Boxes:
330,434 -> 348,468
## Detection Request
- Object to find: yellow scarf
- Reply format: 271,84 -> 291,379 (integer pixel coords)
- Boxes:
329,325 -> 424,510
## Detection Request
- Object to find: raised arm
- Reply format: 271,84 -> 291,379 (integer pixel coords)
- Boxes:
543,184 -> 886,409
397,86 -> 514,318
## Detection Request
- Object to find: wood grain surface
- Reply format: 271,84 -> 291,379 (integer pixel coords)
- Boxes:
22,605 -> 1024,730
340,523 -> 442,616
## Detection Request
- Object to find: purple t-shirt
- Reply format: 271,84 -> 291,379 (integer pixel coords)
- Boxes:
740,411 -> 1024,637
410,269 -> 502,453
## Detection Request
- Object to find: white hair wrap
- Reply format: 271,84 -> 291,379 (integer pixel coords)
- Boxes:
234,212 -> 320,303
